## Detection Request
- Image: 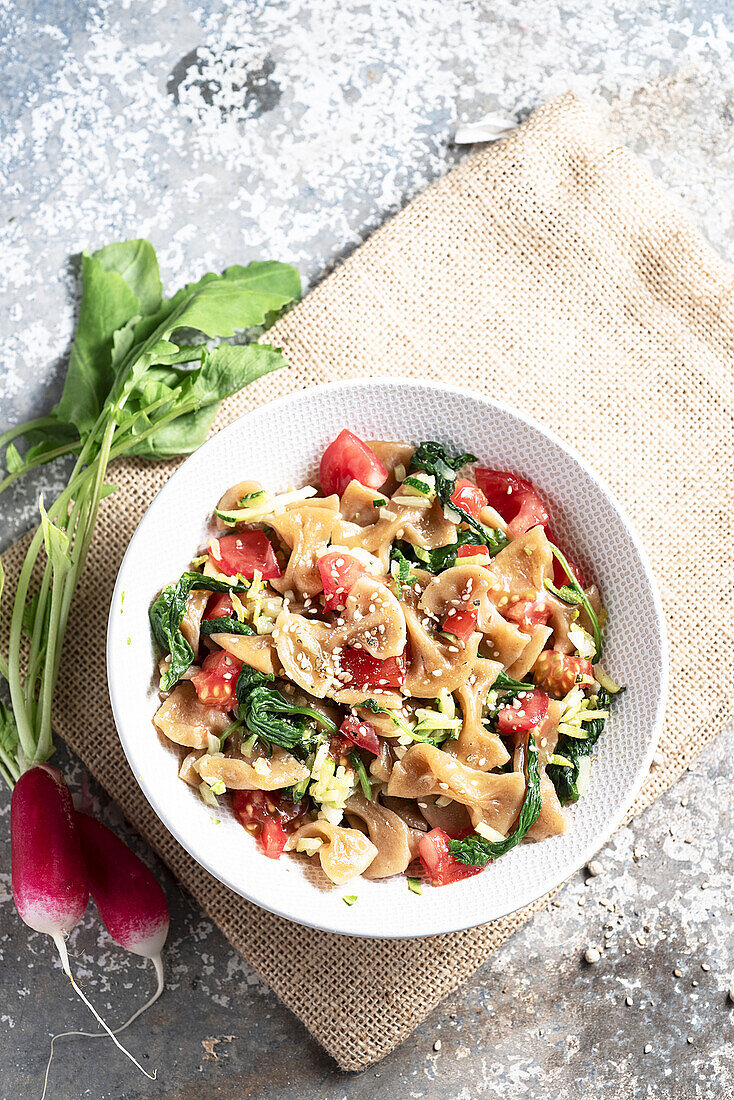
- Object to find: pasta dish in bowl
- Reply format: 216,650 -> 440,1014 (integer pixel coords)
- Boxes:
108,381 -> 666,936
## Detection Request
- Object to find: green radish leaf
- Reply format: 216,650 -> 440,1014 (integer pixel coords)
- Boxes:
94,238 -> 162,316
5,443 -> 23,474
0,701 -> 19,758
38,498 -> 71,572
110,260 -> 300,404
236,681 -> 336,753
56,241 -> 161,432
410,441 -> 508,553
125,345 -> 286,460
189,343 -> 285,405
126,403 -> 220,460
144,340 -> 207,367
22,592 -> 40,639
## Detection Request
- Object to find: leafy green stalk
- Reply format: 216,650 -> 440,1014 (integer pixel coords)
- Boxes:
237,682 -> 336,753
391,530 -> 477,575
545,544 -> 602,659
493,670 -> 534,692
0,702 -> 20,786
200,616 -> 255,637
547,689 -> 610,804
410,441 -> 507,554
350,751 -> 373,800
150,573 -> 251,691
448,733 -> 542,866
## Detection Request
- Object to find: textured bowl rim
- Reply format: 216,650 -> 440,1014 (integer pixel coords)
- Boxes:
107,377 -> 668,939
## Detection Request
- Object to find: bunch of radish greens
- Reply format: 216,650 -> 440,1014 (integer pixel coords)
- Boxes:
0,238 -> 300,1088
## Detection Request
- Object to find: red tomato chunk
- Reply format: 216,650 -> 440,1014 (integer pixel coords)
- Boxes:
441,605 -> 478,643
191,650 -> 242,708
259,819 -> 288,859
503,595 -> 551,633
339,648 -> 406,689
475,468 -> 550,538
497,688 -> 549,733
534,652 -> 594,697
450,477 -> 487,519
319,430 -> 389,498
339,715 -> 381,755
203,593 -> 235,620
211,531 -> 281,580
457,543 -> 490,561
318,551 -> 366,611
418,828 -> 483,887
232,790 -> 302,860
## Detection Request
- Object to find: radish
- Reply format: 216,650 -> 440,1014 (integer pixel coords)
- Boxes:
11,765 -> 155,1087
11,765 -> 88,945
75,811 -> 169,1003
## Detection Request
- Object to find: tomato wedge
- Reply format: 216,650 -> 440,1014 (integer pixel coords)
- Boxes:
497,688 -> 549,733
191,650 -> 242,708
457,543 -> 490,562
450,477 -> 487,518
503,595 -> 551,633
474,468 -> 550,538
339,648 -> 406,689
533,652 -> 594,697
232,790 -> 302,860
339,715 -> 380,755
259,819 -> 288,859
318,550 -> 366,611
441,604 -> 478,643
418,828 -> 483,887
203,592 -> 235,620
545,526 -> 587,588
210,531 -> 281,580
320,430 -> 388,498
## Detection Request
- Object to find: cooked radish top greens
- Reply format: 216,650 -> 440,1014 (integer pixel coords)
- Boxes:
152,430 -> 624,887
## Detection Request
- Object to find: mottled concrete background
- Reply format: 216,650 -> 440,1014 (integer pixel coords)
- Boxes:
1,1 -> 733,1098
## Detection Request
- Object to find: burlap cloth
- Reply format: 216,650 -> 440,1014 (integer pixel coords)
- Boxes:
3,92 -> 733,1071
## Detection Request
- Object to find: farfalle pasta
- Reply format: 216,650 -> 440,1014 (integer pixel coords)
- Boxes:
150,431 -> 622,889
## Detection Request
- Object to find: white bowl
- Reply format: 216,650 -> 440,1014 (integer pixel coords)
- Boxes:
108,379 -> 667,938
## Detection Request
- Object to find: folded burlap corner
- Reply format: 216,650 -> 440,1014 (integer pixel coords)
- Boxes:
2,92 -> 732,1071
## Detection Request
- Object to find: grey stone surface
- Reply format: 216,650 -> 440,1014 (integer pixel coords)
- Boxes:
1,1 -> 733,1097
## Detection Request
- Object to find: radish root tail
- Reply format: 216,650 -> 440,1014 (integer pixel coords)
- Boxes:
43,935 -> 159,1098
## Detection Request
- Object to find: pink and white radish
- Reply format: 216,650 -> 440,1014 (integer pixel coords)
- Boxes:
75,811 -> 169,1012
11,765 -> 155,1085
11,765 -> 88,946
